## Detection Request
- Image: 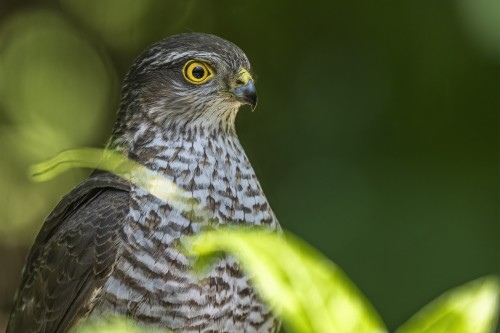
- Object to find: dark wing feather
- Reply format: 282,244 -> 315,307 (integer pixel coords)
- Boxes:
6,171 -> 130,333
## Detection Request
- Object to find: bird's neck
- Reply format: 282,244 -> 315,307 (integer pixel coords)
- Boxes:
119,121 -> 242,169
110,98 -> 241,151
115,121 -> 276,229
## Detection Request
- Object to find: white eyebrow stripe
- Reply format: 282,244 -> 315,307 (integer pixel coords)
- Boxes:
168,51 -> 217,62
153,52 -> 220,67
135,51 -> 225,76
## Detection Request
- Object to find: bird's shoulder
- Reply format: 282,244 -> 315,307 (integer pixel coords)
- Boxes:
6,170 -> 131,333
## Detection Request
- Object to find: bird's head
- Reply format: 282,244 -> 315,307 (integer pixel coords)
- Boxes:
112,33 -> 257,148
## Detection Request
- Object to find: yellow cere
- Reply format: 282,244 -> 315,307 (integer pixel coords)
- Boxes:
237,67 -> 252,85
183,60 -> 214,84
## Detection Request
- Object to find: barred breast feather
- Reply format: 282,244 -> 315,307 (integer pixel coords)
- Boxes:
90,125 -> 280,332
7,32 -> 282,333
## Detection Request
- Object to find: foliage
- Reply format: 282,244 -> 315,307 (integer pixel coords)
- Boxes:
187,229 -> 386,333
1,2 -> 498,329
35,149 -> 500,333
395,276 -> 500,333
73,315 -> 164,333
187,229 -> 499,333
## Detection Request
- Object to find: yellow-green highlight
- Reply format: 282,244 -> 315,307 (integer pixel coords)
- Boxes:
30,148 -> 214,223
186,229 -> 387,333
30,148 -> 499,333
72,315 -> 166,333
31,148 -> 387,333
396,276 -> 500,333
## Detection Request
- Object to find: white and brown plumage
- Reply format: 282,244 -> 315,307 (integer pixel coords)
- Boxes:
7,33 -> 281,333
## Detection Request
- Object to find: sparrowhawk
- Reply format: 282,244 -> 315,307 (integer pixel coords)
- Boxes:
7,33 -> 281,333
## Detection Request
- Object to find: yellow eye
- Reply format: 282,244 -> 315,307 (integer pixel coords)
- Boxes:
182,60 -> 213,84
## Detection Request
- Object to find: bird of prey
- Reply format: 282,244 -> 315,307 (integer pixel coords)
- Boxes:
7,33 -> 281,333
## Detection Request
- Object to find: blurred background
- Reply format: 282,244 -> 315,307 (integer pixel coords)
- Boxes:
0,0 -> 499,331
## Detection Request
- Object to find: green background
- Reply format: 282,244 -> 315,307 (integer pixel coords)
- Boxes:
0,0 -> 498,331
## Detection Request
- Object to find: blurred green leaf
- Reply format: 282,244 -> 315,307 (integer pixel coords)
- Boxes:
30,148 -> 133,183
395,276 -> 500,333
31,148 -> 499,333
30,148 -> 215,223
186,229 -> 387,333
31,148 -> 198,206
458,0 -> 500,58
32,148 -> 387,332
72,315 -> 166,333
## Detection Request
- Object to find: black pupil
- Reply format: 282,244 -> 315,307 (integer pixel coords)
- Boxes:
192,66 -> 205,79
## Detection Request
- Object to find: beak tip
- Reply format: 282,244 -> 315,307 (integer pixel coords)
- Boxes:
231,79 -> 257,111
248,93 -> 258,111
251,103 -> 257,112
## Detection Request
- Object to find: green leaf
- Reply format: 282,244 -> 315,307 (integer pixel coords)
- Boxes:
396,276 -> 500,333
30,148 -> 499,333
29,148 -> 210,218
72,315 -> 167,333
31,148 -> 387,332
186,229 -> 387,333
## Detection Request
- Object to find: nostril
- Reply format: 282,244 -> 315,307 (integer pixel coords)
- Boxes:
235,79 -> 245,86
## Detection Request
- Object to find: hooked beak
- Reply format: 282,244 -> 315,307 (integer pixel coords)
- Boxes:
230,68 -> 257,111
